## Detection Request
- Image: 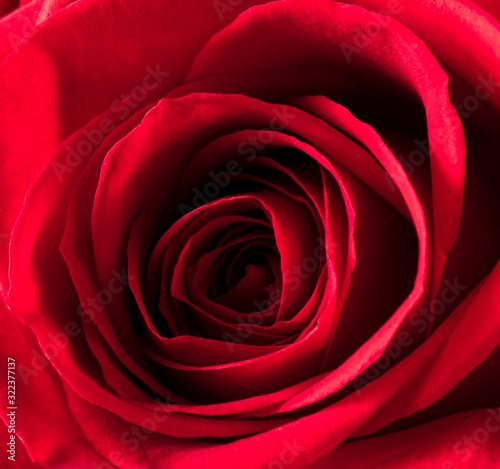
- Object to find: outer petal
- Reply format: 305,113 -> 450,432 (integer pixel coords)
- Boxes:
0,304 -> 112,468
0,0 -> 41,60
308,409 -> 500,469
0,0 -> 276,291
345,0 -> 500,112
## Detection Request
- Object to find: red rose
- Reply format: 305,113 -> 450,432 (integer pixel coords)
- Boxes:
1,0 -> 499,467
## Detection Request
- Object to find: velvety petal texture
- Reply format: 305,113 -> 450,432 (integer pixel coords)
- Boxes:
0,0 -> 499,468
